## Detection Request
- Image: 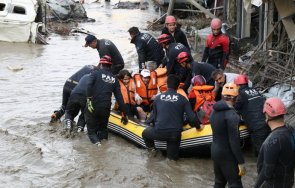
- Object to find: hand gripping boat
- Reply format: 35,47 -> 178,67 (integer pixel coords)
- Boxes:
108,111 -> 250,155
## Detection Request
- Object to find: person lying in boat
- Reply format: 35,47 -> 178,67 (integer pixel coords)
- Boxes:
133,69 -> 159,121
115,69 -> 141,119
142,74 -> 204,161
188,75 -> 215,124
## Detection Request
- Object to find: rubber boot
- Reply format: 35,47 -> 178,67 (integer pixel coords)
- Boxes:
63,119 -> 73,132
77,115 -> 86,132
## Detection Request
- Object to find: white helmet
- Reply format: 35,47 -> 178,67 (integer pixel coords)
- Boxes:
140,69 -> 151,77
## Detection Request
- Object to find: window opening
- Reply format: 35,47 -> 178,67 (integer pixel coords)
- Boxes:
13,6 -> 26,14
0,3 -> 6,11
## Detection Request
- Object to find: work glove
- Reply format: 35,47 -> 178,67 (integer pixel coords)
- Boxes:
121,113 -> 128,125
87,98 -> 94,113
238,164 -> 246,176
121,115 -> 128,125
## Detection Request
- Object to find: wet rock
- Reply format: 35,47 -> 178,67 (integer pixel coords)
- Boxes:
113,1 -> 141,9
45,0 -> 88,20
7,65 -> 23,72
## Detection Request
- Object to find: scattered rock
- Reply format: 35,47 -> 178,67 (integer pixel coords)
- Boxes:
7,65 -> 23,72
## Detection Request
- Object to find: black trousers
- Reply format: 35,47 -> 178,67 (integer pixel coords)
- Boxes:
208,57 -> 225,70
142,127 -> 181,160
250,126 -> 270,156
213,159 -> 243,188
85,106 -> 110,144
61,81 -> 76,113
259,180 -> 294,188
64,93 -> 86,128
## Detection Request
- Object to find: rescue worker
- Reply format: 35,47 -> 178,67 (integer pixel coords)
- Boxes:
142,74 -> 203,160
211,69 -> 252,101
210,83 -> 246,188
188,75 -> 215,124
133,69 -> 158,120
161,15 -> 190,52
85,56 -> 128,146
128,27 -> 164,71
177,51 -> 216,86
234,74 -> 270,156
84,34 -> 124,74
255,97 -> 295,188
157,34 -> 191,92
63,73 -> 90,133
50,64 -> 95,123
202,18 -> 230,70
117,69 -> 140,118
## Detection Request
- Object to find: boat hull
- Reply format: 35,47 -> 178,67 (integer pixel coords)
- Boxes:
108,111 -> 250,154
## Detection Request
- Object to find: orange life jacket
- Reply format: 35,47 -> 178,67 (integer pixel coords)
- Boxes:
191,85 -> 215,111
155,67 -> 167,93
119,79 -> 136,105
134,71 -> 158,105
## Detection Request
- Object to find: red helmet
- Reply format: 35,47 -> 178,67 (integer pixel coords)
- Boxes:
157,34 -> 171,44
177,52 -> 189,63
191,75 -> 206,86
263,97 -> 286,117
234,74 -> 248,85
165,15 -> 176,24
99,55 -> 112,65
211,18 -> 222,29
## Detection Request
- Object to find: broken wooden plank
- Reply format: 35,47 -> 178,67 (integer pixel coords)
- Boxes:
186,0 -> 216,19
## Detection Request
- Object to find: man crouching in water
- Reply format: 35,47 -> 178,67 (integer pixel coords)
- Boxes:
85,56 -> 129,146
142,74 -> 204,160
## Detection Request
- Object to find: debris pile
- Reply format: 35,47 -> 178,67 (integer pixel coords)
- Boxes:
238,21 -> 295,91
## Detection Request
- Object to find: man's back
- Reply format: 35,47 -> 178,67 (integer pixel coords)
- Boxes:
235,85 -> 266,131
153,89 -> 195,132
87,68 -> 119,107
69,65 -> 95,82
98,39 -> 124,66
256,126 -> 295,187
191,61 -> 216,85
210,100 -> 244,163
133,32 -> 164,65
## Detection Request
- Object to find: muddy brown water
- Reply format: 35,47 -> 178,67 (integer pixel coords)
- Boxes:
0,1 -> 258,187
